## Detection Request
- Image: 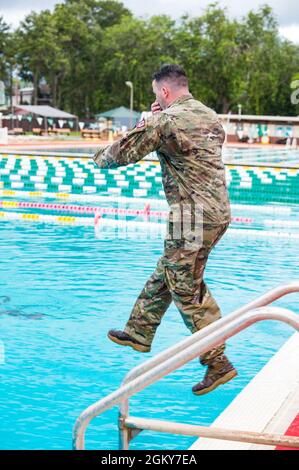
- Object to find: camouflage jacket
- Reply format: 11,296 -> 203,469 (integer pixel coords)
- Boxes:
93,94 -> 231,225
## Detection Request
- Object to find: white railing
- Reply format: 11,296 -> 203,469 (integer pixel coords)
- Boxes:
73,282 -> 299,450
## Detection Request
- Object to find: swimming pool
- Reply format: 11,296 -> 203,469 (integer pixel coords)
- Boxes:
3,146 -> 299,167
0,204 -> 298,450
1,151 -> 299,450
1,154 -> 299,205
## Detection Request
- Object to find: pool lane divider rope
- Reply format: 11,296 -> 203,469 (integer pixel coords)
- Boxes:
1,210 -> 298,238
0,200 -> 167,217
0,188 -> 293,215
0,210 -> 164,230
0,200 -> 253,224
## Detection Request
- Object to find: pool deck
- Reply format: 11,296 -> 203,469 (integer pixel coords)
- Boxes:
189,332 -> 299,450
1,140 -> 299,168
0,138 -> 294,150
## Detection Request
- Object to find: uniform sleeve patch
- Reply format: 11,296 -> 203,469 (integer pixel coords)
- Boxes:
136,118 -> 146,129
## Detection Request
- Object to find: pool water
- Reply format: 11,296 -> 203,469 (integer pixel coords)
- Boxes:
223,147 -> 299,166
0,215 -> 298,450
6,146 -> 299,167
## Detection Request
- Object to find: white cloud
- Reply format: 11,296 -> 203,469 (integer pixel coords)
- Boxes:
124,0 -> 299,26
0,0 -> 61,28
1,0 -> 299,41
1,10 -> 33,29
279,25 -> 299,44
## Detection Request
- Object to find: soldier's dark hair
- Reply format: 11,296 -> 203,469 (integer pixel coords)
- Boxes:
152,64 -> 188,88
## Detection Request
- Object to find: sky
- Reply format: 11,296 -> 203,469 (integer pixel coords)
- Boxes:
0,0 -> 298,43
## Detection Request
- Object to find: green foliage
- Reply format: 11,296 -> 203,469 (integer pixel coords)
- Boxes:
1,2 -> 298,117
98,15 -> 177,111
0,16 -> 15,80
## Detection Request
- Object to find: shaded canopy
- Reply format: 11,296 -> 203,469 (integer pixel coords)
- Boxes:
96,106 -> 140,120
14,105 -> 77,119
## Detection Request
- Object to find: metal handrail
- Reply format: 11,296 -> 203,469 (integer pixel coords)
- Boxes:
118,281 -> 299,447
123,281 -> 299,387
73,305 -> 299,450
123,416 -> 299,448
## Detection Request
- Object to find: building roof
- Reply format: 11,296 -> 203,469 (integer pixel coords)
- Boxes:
96,106 -> 140,119
15,105 -> 77,119
219,114 -> 299,123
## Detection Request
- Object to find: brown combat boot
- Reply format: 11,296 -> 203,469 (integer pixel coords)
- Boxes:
192,354 -> 237,396
107,329 -> 151,352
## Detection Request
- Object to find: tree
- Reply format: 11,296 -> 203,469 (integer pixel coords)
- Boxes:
14,1 -> 132,114
10,1 -> 299,117
99,14 -> 177,111
0,16 -> 10,80
0,17 -> 19,112
52,0 -> 132,115
16,10 -> 62,105
65,0 -> 132,28
174,5 -> 242,113
230,4 -> 299,115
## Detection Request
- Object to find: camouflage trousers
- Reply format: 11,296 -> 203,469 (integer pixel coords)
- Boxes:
124,221 -> 229,365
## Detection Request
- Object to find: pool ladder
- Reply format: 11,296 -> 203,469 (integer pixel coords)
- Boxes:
73,281 -> 299,450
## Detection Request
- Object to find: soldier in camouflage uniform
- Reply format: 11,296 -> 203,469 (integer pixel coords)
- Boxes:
93,64 -> 237,395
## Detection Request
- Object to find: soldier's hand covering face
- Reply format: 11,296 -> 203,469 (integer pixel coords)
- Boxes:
151,101 -> 162,114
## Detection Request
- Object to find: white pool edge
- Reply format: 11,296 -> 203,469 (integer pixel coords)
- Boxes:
189,332 -> 299,450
